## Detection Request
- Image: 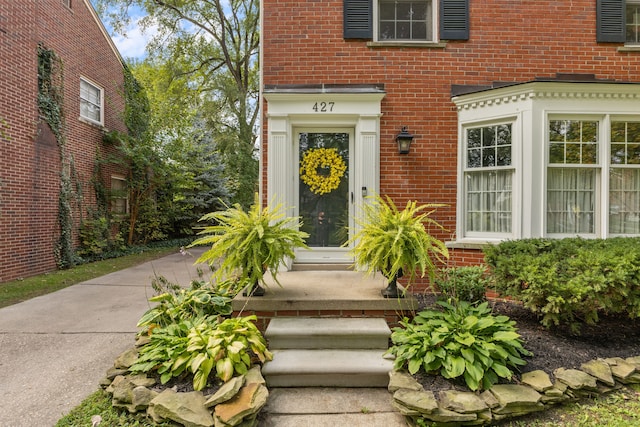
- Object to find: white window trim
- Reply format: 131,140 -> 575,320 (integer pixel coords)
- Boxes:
80,77 -> 104,126
373,0 -> 439,43
543,114 -> 604,238
458,117 -> 520,242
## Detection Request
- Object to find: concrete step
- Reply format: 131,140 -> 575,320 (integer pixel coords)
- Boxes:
265,317 -> 391,349
290,263 -> 352,271
262,349 -> 394,387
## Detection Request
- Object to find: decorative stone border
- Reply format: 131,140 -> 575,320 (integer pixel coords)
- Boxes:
100,346 -> 267,427
388,355 -> 640,426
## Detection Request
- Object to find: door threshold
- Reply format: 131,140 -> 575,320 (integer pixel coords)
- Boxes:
290,263 -> 353,271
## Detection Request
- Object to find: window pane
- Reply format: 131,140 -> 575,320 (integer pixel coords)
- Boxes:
546,168 -> 595,234
466,123 -> 512,169
380,3 -> 395,19
548,120 -> 599,165
465,170 -> 512,233
610,121 -> 640,165
80,79 -> 102,123
467,128 -> 481,148
549,143 -> 565,164
378,0 -> 431,41
626,3 -> 640,43
629,144 -> 640,164
482,147 -> 495,167
467,148 -> 481,168
609,168 -> 640,234
379,22 -> 395,39
397,21 -> 411,38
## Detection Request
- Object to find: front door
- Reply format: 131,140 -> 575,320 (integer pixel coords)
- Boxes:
295,129 -> 354,263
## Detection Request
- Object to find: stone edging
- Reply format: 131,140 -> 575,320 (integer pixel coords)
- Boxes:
388,355 -> 640,426
100,347 -> 267,427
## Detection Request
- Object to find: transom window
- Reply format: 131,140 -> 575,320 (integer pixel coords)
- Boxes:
80,78 -> 103,125
464,124 -> 513,235
378,0 -> 434,41
627,1 -> 640,43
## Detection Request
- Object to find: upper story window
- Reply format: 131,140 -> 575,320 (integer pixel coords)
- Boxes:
80,78 -> 103,125
344,0 -> 468,41
628,1 -> 640,43
378,0 -> 434,41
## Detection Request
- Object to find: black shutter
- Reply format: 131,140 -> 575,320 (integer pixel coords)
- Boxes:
344,0 -> 372,39
440,0 -> 469,40
597,0 -> 625,43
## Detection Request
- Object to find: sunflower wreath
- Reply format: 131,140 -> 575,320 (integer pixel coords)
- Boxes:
299,147 -> 347,195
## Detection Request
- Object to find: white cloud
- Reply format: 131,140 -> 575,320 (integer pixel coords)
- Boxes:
110,19 -> 157,60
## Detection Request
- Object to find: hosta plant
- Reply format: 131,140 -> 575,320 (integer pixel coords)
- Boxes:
190,193 -> 309,295
129,315 -> 272,391
386,300 -> 531,391
347,194 -> 449,297
136,277 -> 233,334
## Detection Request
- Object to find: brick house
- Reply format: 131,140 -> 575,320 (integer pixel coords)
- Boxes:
0,0 -> 128,282
260,0 -> 640,287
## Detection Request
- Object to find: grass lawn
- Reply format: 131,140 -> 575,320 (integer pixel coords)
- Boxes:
0,246 -> 178,309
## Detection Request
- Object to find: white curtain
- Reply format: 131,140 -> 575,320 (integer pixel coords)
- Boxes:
547,168 -> 595,234
609,168 -> 640,234
466,170 -> 512,233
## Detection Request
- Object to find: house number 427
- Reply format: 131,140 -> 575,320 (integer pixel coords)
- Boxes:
312,102 -> 335,112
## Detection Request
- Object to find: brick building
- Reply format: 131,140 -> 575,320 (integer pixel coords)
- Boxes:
0,0 -> 128,282
260,0 -> 640,285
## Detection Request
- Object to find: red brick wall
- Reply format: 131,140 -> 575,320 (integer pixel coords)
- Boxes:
0,0 -> 127,283
261,0 -> 640,287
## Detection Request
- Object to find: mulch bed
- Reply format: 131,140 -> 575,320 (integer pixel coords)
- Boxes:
411,293 -> 640,393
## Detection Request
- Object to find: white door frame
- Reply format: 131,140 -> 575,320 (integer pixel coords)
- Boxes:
264,91 -> 385,265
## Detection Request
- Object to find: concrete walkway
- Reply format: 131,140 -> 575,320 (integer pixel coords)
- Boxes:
0,249 -> 405,426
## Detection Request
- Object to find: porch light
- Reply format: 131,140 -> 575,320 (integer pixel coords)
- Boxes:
396,126 -> 414,154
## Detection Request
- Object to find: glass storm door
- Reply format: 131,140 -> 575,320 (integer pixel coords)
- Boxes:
295,129 -> 354,263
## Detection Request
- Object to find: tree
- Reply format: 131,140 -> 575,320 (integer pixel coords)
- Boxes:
95,0 -> 260,208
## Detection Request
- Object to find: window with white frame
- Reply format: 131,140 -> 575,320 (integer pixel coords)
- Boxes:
464,123 -> 513,235
627,1 -> 640,44
110,176 -> 128,215
80,78 -> 103,125
609,121 -> 640,234
344,0 -> 468,41
378,0 -> 434,41
546,119 -> 599,235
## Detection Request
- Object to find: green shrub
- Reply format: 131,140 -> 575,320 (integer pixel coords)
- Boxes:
130,315 -> 272,390
484,237 -> 640,332
435,266 -> 488,304
386,300 -> 531,391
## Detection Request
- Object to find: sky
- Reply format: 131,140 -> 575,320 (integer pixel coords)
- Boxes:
91,1 -> 152,60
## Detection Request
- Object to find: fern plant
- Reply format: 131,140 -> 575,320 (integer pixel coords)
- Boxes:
387,300 -> 531,391
347,194 -> 449,297
189,194 -> 309,294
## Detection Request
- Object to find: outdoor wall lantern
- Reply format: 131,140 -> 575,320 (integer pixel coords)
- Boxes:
396,126 -> 414,154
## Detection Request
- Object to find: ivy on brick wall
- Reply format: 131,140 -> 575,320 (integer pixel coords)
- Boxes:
37,44 -> 78,268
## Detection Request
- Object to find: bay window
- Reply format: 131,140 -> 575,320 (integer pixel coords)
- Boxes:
453,80 -> 640,245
